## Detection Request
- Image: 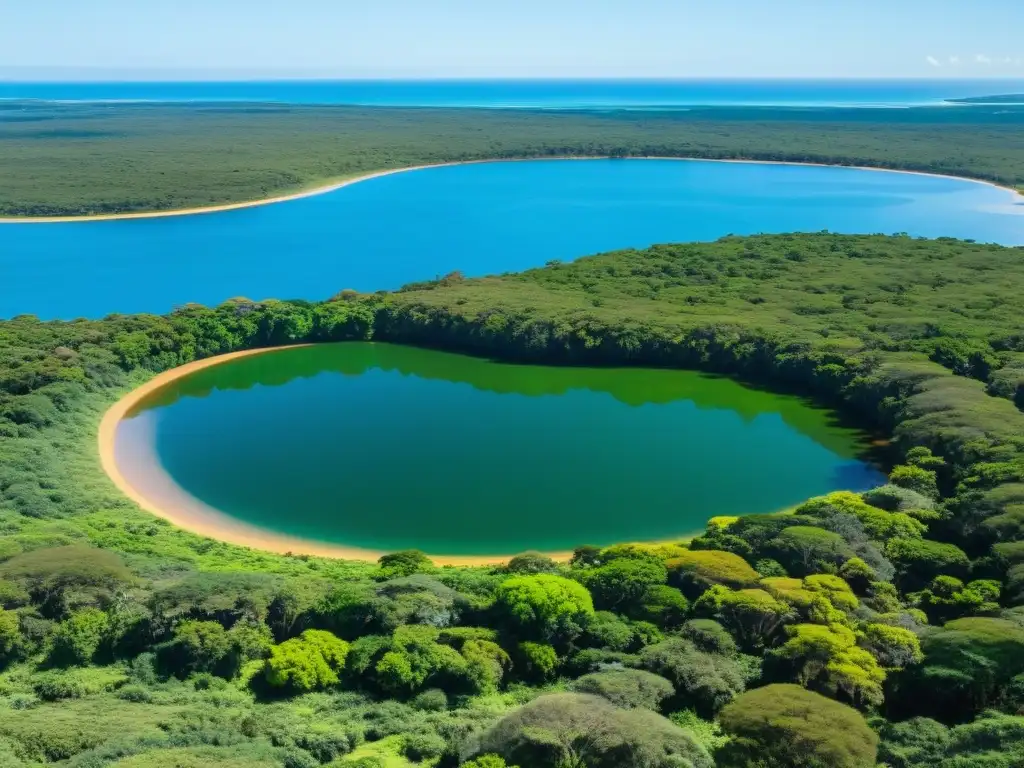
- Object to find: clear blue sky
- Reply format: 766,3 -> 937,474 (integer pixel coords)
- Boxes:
2,0 -> 1022,79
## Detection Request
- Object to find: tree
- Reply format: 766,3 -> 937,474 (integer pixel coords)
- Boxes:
506,552 -> 559,574
582,558 -> 667,613
858,623 -> 922,670
861,484 -> 937,517
517,641 -> 559,682
0,608 -> 20,665
0,546 -> 131,618
461,639 -> 512,694
634,585 -> 689,629
569,668 -> 675,710
717,684 -> 878,768
463,757 -> 519,768
911,576 -> 1000,623
769,526 -> 852,577
665,551 -> 758,599
494,574 -> 594,642
265,629 -> 350,692
158,619 -> 231,677
693,586 -> 792,652
889,464 -> 939,500
377,550 -> 432,578
469,692 -> 714,768
48,608 -> 109,667
886,538 -> 969,591
638,637 -> 746,717
679,619 -> 737,655
767,623 -> 885,708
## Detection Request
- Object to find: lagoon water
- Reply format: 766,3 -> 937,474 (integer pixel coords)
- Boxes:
116,343 -> 883,557
2,159 -> 1021,320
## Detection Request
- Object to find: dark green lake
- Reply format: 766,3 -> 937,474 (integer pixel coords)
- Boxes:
115,343 -> 883,556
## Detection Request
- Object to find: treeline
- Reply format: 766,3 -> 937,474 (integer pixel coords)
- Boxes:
2,233 -> 1024,766
1,101 -> 1023,216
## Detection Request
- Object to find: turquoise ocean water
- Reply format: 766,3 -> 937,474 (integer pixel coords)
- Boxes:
2,78 -> 1023,107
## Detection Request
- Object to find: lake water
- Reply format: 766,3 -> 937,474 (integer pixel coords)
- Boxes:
3,78 -> 1022,107
115,343 -> 883,557
1,159 -> 1021,320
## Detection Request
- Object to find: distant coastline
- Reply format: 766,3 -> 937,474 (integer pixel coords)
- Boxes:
3,156 -> 1023,224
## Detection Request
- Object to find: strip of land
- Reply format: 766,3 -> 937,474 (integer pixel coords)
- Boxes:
2,101 -> 1023,217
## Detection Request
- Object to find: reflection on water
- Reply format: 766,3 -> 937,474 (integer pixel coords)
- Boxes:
118,342 -> 886,555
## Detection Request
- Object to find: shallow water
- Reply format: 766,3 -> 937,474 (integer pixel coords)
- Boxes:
2,159 -> 1020,320
115,343 -> 884,556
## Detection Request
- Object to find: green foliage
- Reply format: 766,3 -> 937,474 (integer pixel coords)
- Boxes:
889,464 -> 940,500
377,550 -> 433,579
581,558 -> 667,614
769,526 -> 853,577
0,546 -> 131,618
463,756 -> 518,768
693,586 -> 792,652
568,668 -> 675,710
886,538 -> 970,591
858,622 -> 923,669
666,550 -> 758,599
494,574 -> 594,642
517,641 -> 558,682
0,607 -> 19,663
48,608 -> 109,667
505,551 -> 559,574
911,576 -> 1001,623
767,623 -> 886,708
265,629 -> 350,692
638,637 -> 746,716
717,684 -> 878,768
679,618 -> 737,655
470,692 -> 714,768
633,584 -> 689,628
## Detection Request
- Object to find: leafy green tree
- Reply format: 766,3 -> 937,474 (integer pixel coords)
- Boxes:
680,618 -> 737,655
48,608 -> 109,667
582,611 -> 635,651
0,546 -> 131,619
861,484 -> 937,517
568,668 -> 674,710
889,464 -> 939,500
157,619 -> 231,677
506,552 -> 559,574
377,550 -> 432,578
494,574 -> 594,642
768,623 -> 885,708
0,608 -> 20,664
886,538 -> 970,591
461,639 -> 512,694
582,558 -> 667,613
265,629 -> 350,692
693,586 -> 792,652
911,576 -> 1000,623
717,684 -> 878,768
463,756 -> 518,768
517,641 -> 559,682
638,637 -> 745,717
372,625 -> 468,695
634,585 -> 689,629
858,623 -> 922,670
838,557 -> 875,594
769,526 -> 853,577
470,692 -> 713,768
666,550 -> 759,599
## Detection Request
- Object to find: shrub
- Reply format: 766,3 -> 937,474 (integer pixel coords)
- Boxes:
582,558 -> 667,613
666,551 -> 758,599
402,732 -> 446,762
469,692 -> 713,768
769,526 -> 853,576
265,629 -> 350,692
861,484 -> 937,515
569,668 -> 675,710
377,550 -> 432,578
886,538 -> 970,591
494,574 -> 594,642
717,684 -> 878,767
634,585 -> 689,628
889,464 -> 939,499
679,619 -> 737,655
48,608 -> 109,666
506,552 -> 559,574
693,586 -> 792,652
411,688 -> 448,711
517,641 -> 558,682
638,637 -> 745,716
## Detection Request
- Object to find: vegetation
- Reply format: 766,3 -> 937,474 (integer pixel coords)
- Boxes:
3,232 -> 1024,763
1,102 -> 1024,216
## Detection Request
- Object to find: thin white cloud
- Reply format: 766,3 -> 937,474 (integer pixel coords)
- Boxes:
976,54 -> 992,64
948,55 -> 960,65
926,55 -> 942,67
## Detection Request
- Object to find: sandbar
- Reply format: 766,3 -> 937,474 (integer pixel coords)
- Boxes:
6,156 -> 1023,224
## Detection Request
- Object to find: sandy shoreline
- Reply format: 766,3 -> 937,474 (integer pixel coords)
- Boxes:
6,156 -> 1023,224
98,345 -> 579,566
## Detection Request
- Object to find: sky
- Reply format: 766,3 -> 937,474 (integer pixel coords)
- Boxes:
1,0 -> 1023,80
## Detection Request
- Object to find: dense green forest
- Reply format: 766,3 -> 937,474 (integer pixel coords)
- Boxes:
1,102 -> 1023,216
3,233 -> 1024,766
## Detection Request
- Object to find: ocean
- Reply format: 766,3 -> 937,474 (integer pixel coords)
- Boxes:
1,78 -> 1023,108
